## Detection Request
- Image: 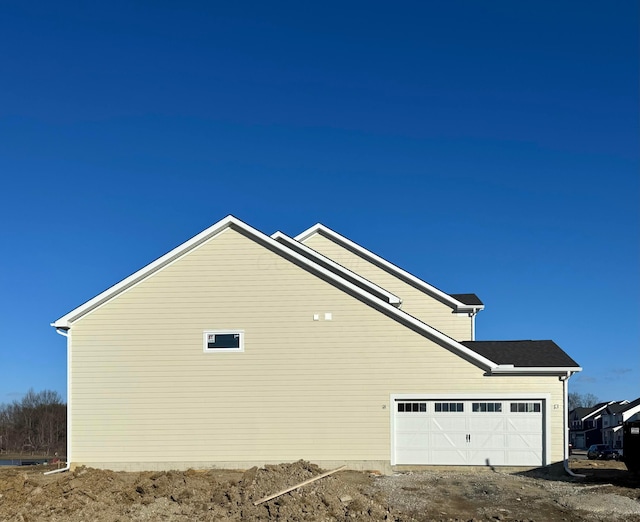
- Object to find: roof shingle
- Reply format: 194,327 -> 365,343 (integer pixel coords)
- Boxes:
461,340 -> 580,368
450,293 -> 484,306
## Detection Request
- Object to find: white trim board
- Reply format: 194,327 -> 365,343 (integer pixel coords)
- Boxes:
295,223 -> 484,314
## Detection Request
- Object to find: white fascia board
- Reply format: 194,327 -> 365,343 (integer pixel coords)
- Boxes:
490,366 -> 583,376
271,231 -> 402,306
581,403 -> 612,421
622,404 -> 640,420
52,216 -> 498,371
295,223 -> 483,313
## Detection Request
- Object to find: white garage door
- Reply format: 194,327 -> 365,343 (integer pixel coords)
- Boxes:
394,399 -> 544,466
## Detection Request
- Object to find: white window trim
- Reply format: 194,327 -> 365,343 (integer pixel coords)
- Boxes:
203,330 -> 245,353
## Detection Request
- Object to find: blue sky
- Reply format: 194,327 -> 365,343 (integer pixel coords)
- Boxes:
1,1 -> 638,405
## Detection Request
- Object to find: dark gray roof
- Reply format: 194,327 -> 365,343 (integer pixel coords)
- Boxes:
450,293 -> 484,306
608,398 -> 640,414
461,340 -> 580,368
607,402 -> 630,414
581,402 -> 611,419
571,406 -> 595,417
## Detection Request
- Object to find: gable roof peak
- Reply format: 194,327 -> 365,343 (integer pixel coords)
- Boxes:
49,216 -> 501,371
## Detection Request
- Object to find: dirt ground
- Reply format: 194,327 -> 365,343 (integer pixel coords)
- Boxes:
1,458 -> 638,521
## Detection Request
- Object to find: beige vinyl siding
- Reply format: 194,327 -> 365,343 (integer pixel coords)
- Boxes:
70,227 -> 563,469
300,232 -> 473,341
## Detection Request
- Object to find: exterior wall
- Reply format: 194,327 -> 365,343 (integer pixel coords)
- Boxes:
69,227 -> 564,470
300,232 -> 473,341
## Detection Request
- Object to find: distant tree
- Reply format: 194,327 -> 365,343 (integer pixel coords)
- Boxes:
568,392 -> 600,411
0,389 -> 66,456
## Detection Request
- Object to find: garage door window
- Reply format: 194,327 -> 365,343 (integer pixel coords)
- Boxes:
510,402 -> 541,413
472,402 -> 502,412
434,402 -> 464,412
397,402 -> 427,412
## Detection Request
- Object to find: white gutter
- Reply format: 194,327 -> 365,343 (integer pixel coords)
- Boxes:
491,366 -> 583,375
561,371 -> 585,478
44,328 -> 71,475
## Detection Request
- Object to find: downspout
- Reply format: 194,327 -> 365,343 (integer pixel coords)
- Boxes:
44,328 -> 71,475
561,371 -> 585,478
469,308 -> 478,341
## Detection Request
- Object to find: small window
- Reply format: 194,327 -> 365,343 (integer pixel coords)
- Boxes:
397,402 -> 427,413
203,331 -> 244,352
434,402 -> 464,413
510,402 -> 541,413
472,402 -> 502,413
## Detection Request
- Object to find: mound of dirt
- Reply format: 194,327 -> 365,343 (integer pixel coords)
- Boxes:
0,460 -> 402,521
1,458 -> 639,521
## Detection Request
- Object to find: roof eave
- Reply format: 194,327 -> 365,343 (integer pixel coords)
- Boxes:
454,304 -> 485,314
490,366 -> 582,375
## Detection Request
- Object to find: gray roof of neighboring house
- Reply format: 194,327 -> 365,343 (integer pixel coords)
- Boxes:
461,340 -> 580,368
580,402 -> 612,419
609,397 -> 640,414
571,406 -> 595,418
608,402 -> 631,414
450,293 -> 484,306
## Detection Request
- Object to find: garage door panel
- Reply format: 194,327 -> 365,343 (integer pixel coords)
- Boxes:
430,448 -> 467,465
468,415 -> 505,433
506,449 -> 542,466
431,431 -> 468,449
507,416 -> 541,432
470,431 -> 506,450
508,432 -> 541,450
431,416 -> 467,432
394,399 -> 544,466
468,449 -> 506,466
396,415 -> 430,431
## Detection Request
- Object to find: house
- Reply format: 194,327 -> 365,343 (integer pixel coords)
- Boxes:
51,216 -> 581,472
602,398 -> 640,449
569,402 -> 612,449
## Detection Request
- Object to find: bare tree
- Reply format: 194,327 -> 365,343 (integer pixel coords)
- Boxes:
0,389 -> 66,456
568,392 -> 601,411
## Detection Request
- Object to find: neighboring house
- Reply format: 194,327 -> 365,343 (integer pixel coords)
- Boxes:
52,216 -> 581,472
602,398 -> 640,449
569,402 -> 611,449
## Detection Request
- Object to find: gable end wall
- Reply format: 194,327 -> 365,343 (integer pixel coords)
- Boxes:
69,228 -> 564,470
301,233 -> 473,341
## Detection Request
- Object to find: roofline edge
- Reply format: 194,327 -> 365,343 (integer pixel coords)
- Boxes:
294,223 -> 481,312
